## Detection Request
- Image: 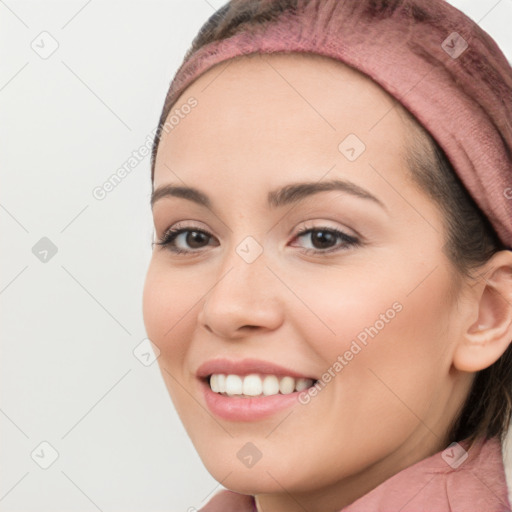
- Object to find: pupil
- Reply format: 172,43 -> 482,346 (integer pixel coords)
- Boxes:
313,230 -> 335,249
187,231 -> 207,248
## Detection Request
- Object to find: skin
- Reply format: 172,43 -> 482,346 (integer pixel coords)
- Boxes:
143,53 -> 512,512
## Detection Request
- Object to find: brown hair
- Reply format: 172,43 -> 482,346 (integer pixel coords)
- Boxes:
402,110 -> 511,446
151,0 -> 511,446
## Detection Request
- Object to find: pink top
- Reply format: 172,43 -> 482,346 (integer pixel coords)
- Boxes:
199,437 -> 511,511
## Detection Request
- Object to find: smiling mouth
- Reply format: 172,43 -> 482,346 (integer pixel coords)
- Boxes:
206,373 -> 318,398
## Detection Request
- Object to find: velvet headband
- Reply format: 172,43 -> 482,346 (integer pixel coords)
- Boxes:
153,0 -> 512,249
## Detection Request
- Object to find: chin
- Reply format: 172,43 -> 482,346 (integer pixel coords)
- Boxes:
205,462 -> 299,495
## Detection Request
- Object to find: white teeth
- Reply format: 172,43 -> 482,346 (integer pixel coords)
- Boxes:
225,375 -> 243,396
262,375 -> 279,396
279,376 -> 295,394
210,374 -> 220,393
217,374 -> 226,393
242,374 -> 263,396
209,373 -> 314,397
295,378 -> 311,392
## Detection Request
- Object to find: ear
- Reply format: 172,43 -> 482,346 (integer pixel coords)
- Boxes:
453,250 -> 512,372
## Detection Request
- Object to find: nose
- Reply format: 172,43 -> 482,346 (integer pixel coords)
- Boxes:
197,247 -> 284,339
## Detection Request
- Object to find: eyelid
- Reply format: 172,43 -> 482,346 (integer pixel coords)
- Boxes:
295,219 -> 360,239
158,220 -> 210,239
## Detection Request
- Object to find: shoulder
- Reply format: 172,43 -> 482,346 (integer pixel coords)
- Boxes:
345,436 -> 511,512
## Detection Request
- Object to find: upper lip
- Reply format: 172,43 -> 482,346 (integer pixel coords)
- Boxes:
196,358 -> 317,380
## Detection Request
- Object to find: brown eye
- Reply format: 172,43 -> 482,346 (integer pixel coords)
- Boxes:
154,226 -> 217,254
292,227 -> 359,254
309,230 -> 338,250
182,230 -> 210,249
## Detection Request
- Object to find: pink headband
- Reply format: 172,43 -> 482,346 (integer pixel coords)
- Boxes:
154,0 -> 512,249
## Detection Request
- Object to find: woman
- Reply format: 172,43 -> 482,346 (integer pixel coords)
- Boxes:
143,0 -> 512,510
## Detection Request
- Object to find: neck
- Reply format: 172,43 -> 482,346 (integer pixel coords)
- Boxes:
252,431 -> 448,512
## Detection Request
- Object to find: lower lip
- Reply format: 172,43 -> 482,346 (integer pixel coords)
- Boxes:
201,379 -> 306,421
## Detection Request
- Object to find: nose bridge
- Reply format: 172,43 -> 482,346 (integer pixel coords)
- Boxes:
198,233 -> 283,335
213,233 -> 274,307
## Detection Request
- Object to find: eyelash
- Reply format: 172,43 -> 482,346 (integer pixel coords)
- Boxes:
153,223 -> 361,256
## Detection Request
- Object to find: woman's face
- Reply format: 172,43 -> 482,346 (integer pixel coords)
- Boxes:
143,53 -> 472,506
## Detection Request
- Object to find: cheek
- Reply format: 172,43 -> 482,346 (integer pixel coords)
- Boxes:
142,260 -> 204,428
294,259 -> 455,430
142,259 -> 197,365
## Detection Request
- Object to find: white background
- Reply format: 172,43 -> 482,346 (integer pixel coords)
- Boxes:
1,1 -> 511,510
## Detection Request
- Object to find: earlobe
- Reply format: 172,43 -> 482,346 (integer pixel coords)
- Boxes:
452,250 -> 512,373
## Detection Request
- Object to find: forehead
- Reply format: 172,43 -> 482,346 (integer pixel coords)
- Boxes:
154,52 -> 409,191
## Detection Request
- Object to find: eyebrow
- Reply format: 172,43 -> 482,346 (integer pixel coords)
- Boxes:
150,178 -> 386,211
